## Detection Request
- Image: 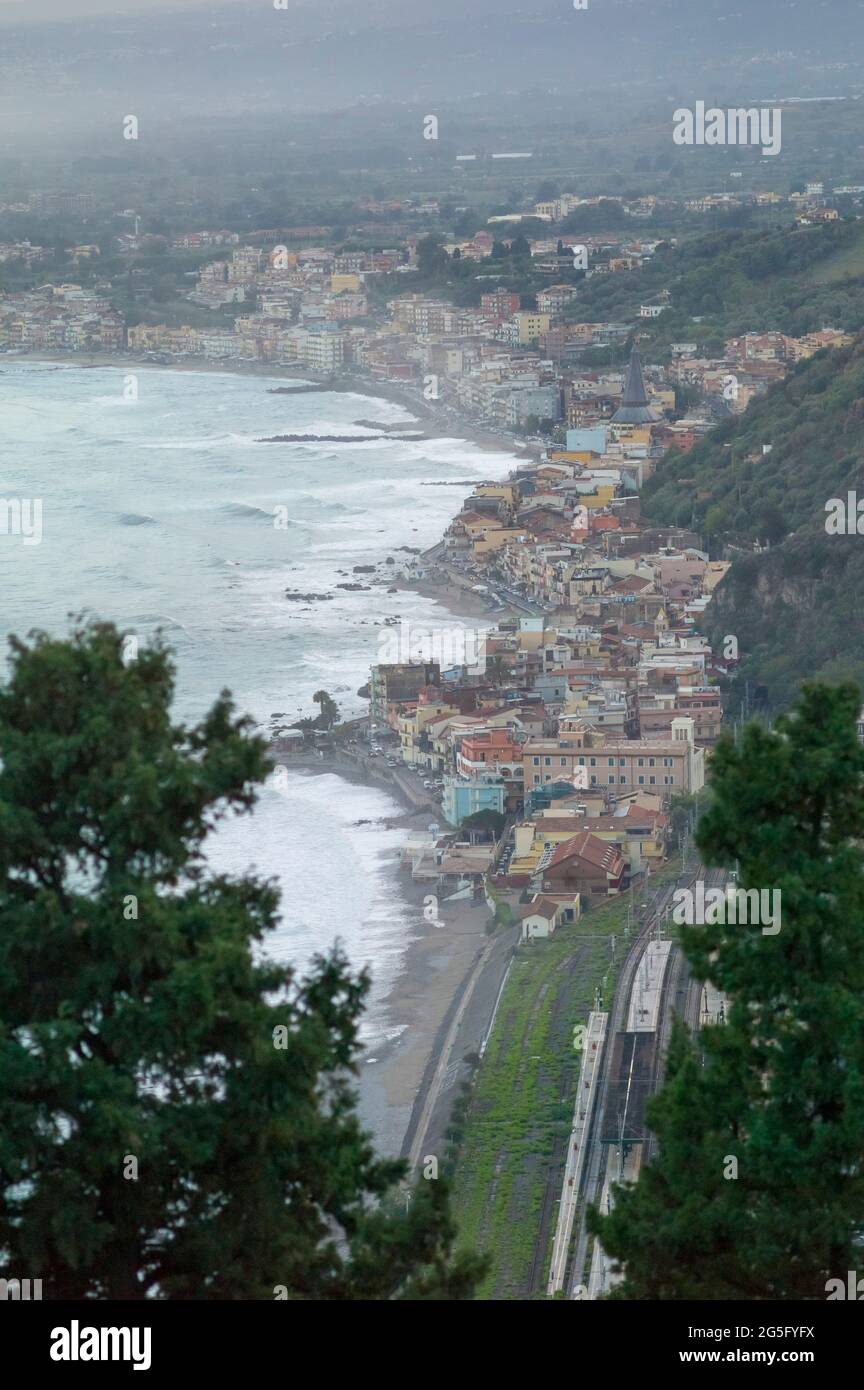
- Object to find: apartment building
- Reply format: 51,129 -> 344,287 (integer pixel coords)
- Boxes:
522,718 -> 704,795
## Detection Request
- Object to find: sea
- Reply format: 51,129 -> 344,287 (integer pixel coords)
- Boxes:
0,360 -> 519,1051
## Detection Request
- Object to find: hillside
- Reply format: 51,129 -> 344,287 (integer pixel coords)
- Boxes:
570,221 -> 864,350
643,338 -> 864,709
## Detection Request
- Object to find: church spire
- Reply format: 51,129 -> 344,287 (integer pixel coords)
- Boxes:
611,348 -> 659,424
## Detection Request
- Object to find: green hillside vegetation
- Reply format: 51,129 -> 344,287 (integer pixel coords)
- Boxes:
568,220 -> 864,350
643,338 -> 864,709
809,223 -> 864,285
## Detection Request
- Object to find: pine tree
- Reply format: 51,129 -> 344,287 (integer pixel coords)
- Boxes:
0,621 -> 484,1299
590,682 -> 864,1298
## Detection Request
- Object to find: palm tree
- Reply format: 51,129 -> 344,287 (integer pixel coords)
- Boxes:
312,689 -> 339,730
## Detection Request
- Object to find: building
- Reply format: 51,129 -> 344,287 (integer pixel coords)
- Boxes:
370,662 -> 441,723
480,289 -> 520,321
507,385 -> 562,426
522,718 -> 704,795
443,777 -> 505,827
310,330 -> 345,369
519,895 -> 564,941
511,311 -> 551,345
610,349 -> 660,426
537,831 -> 627,901
456,728 -> 524,809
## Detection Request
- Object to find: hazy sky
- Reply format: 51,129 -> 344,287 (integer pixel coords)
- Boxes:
0,0 -> 246,20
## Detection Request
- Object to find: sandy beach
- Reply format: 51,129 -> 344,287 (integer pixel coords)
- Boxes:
280,746 -> 517,1164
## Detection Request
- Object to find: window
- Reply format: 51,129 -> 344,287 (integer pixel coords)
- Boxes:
544,756 -> 551,767
649,758 -> 655,768
590,757 -> 596,767
533,756 -> 539,766
620,776 -> 626,784
638,757 -> 644,767
649,776 -> 656,785
608,757 -> 614,767
619,758 -> 625,766
608,775 -> 615,784
638,776 -> 645,785
560,757 -> 567,766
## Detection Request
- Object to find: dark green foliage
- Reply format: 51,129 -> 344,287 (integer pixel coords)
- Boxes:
568,220 -> 864,348
644,336 -> 864,709
0,621 -> 484,1299
590,683 -> 864,1299
460,809 -> 506,836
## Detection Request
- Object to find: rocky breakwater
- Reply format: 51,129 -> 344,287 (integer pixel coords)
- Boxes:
283,549 -> 422,612
257,431 -> 428,444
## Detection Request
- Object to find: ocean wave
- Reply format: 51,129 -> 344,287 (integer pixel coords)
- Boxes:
118,512 -> 157,526
125,608 -> 189,623
288,495 -> 354,515
142,432 -> 260,450
221,502 -> 285,521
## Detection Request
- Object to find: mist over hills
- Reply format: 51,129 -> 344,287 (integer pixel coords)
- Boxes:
0,0 -> 862,155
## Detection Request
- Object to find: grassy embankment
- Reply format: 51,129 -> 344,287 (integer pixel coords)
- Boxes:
450,856 -> 682,1300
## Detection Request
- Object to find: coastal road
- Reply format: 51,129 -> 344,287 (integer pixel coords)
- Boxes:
275,744 -> 440,815
404,921 -> 517,1177
424,549 -> 548,619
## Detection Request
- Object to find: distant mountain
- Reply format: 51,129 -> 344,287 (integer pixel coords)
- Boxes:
0,0 -> 862,148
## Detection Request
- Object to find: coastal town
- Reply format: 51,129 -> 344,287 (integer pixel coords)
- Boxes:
4,0 -> 864,1333
1,181 -> 855,941
0,183 -> 853,407
355,348 -> 726,935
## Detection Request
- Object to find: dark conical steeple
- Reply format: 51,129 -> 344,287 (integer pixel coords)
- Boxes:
611,348 -> 659,425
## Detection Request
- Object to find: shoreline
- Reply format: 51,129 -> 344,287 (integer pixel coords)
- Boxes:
282,752 -> 518,1167
6,348 -> 524,1165
0,349 -> 542,464
271,595 -> 516,1166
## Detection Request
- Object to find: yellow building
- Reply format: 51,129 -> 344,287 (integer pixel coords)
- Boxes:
513,311 -> 551,345
548,450 -> 599,466
472,526 -> 527,557
398,701 -> 457,767
330,272 -> 361,293
509,811 -> 666,879
472,482 -> 520,507
580,485 -> 617,509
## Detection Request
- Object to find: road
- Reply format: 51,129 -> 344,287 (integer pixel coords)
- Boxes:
424,547 -> 550,619
404,926 -> 517,1177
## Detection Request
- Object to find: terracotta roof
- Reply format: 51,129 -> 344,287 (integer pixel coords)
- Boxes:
519,895 -> 560,920
546,831 -> 626,875
624,803 -> 668,827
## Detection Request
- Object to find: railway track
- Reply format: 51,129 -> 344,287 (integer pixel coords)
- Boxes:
558,864 -> 729,1298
